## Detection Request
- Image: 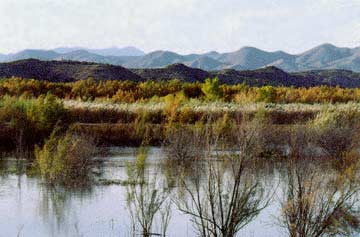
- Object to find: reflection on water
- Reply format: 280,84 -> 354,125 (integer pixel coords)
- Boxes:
38,185 -> 94,235
0,148 -> 359,237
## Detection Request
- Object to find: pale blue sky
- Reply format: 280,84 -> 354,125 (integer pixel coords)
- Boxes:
0,0 -> 359,54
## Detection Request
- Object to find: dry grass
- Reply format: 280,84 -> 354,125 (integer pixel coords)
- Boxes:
64,99 -> 360,114
63,100 -> 360,125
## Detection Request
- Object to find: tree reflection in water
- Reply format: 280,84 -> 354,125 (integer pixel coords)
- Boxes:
38,184 -> 94,235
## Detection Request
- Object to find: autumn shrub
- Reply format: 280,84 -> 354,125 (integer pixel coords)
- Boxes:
71,78 -> 97,101
312,108 -> 360,129
182,83 -> 203,98
213,112 -> 236,144
2,77 -> 360,104
310,108 -> 360,158
133,111 -> 165,145
112,89 -> 140,103
0,94 -> 66,149
177,107 -> 200,123
256,86 -> 277,103
95,80 -> 120,98
163,92 -> 186,123
69,123 -> 144,146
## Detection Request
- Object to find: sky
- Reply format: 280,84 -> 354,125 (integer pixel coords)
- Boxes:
0,0 -> 359,54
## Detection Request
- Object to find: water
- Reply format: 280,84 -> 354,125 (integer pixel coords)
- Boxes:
0,147 -> 357,237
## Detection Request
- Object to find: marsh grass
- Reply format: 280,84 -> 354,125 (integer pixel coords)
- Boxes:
64,100 -> 360,126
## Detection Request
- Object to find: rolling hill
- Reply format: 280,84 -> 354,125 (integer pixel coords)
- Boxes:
0,59 -> 142,82
131,63 -> 211,82
1,59 -> 360,88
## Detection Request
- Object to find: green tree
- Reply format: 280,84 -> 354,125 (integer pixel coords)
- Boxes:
27,94 -> 66,132
257,86 -> 277,103
201,77 -> 222,100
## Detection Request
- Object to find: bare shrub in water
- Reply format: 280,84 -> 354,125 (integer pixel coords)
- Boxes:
126,147 -> 171,237
279,160 -> 360,237
175,117 -> 272,237
163,124 -> 206,164
35,128 -> 97,185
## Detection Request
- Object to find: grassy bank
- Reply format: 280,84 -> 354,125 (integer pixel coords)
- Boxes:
1,78 -> 360,158
2,95 -> 360,147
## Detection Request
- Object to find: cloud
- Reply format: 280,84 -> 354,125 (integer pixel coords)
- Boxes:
0,0 -> 358,54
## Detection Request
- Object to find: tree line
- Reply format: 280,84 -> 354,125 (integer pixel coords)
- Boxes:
1,77 -> 360,103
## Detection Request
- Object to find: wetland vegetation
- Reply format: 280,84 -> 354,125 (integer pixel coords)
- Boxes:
1,77 -> 360,236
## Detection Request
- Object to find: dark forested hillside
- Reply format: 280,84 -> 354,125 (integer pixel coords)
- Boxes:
0,59 -> 142,82
1,59 -> 360,87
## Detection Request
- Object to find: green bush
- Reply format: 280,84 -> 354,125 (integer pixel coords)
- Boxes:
28,94 -> 67,131
257,86 -> 277,103
35,128 -> 97,185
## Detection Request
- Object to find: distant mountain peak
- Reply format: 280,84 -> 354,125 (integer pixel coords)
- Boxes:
207,50 -> 219,54
16,49 -> 58,54
262,65 -> 283,70
64,49 -> 92,55
1,43 -> 360,72
148,50 -> 180,56
317,43 -> 337,48
166,63 -> 207,74
53,46 -> 145,57
258,66 -> 288,73
241,46 -> 261,50
166,63 -> 189,70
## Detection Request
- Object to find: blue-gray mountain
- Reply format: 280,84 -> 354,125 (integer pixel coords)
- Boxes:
53,46 -> 145,57
1,44 -> 360,72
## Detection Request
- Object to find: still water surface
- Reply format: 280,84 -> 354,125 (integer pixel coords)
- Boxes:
0,147 -> 341,236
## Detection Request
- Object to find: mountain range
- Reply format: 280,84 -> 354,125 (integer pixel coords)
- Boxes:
1,44 -> 360,72
52,46 -> 145,57
2,59 -> 360,88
